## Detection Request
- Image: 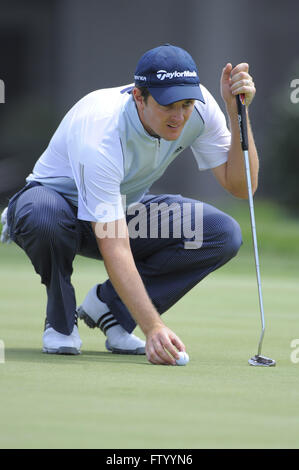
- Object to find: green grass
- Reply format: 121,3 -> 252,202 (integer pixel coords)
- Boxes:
0,201 -> 299,449
225,199 -> 299,256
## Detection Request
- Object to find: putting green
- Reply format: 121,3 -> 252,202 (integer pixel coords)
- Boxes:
0,236 -> 298,449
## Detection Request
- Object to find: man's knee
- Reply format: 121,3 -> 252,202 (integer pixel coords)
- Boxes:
220,214 -> 242,260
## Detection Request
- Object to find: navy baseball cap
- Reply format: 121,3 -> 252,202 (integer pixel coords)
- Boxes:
134,44 -> 205,105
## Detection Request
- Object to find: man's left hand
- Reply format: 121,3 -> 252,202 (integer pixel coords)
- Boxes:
221,62 -> 256,109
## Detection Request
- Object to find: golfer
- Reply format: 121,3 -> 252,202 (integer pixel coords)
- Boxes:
1,44 -> 258,365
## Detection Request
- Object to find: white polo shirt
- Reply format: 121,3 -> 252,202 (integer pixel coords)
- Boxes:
26,84 -> 231,222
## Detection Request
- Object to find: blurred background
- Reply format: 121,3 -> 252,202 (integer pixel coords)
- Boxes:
0,0 -> 299,212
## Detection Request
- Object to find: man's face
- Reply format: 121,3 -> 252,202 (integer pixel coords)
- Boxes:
133,89 -> 195,141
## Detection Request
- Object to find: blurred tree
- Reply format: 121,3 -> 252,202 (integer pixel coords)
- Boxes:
261,60 -> 299,215
0,96 -> 58,205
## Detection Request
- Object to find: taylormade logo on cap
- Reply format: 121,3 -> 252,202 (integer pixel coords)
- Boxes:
156,70 -> 198,81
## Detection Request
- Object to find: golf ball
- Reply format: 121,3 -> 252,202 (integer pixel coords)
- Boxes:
175,351 -> 189,366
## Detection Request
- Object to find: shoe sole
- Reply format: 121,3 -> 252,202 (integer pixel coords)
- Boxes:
105,340 -> 145,355
77,306 -> 97,328
43,347 -> 81,355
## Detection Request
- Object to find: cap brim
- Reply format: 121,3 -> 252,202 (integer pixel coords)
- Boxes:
148,84 -> 205,105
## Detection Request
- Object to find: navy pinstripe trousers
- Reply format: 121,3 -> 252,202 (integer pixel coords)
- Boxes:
7,183 -> 242,334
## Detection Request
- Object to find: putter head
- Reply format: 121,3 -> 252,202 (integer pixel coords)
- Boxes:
248,355 -> 276,367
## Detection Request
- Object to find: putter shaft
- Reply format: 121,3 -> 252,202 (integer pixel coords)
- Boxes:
243,149 -> 265,356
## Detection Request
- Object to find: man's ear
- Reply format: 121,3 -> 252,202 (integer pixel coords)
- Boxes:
132,87 -> 144,107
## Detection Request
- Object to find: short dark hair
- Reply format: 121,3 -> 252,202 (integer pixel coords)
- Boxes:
135,86 -> 151,103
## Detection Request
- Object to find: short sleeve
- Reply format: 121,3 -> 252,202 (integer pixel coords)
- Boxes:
75,146 -> 125,223
191,85 -> 231,170
67,105 -> 125,223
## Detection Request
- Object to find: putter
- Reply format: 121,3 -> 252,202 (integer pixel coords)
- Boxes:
236,94 -> 276,367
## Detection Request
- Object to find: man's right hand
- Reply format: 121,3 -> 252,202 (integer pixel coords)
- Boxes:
146,324 -> 185,365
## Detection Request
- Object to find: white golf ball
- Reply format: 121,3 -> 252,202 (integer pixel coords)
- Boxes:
175,351 -> 189,366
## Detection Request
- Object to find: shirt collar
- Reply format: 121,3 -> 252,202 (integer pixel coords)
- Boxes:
124,94 -> 160,141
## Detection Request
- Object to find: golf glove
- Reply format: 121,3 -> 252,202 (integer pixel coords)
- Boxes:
0,207 -> 12,244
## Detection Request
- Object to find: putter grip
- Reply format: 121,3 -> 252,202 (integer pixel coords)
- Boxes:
236,94 -> 249,151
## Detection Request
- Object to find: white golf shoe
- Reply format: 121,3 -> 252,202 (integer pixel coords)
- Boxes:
43,324 -> 82,355
77,284 -> 146,355
104,328 -> 146,355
